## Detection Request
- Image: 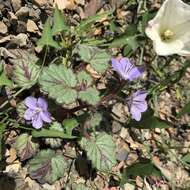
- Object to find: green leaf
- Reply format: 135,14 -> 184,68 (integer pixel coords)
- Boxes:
77,44 -> 111,73
15,133 -> 38,161
75,11 -> 112,35
37,18 -> 60,49
182,154 -> 190,164
178,101 -> 190,117
0,71 -> 12,87
32,128 -> 77,139
130,111 -> 170,129
28,149 -> 67,184
52,7 -> 69,35
121,160 -> 161,185
45,122 -> 63,148
63,118 -> 78,136
89,112 -> 102,128
80,132 -> 117,171
0,123 -> 6,161
77,71 -> 93,86
39,64 -> 77,104
13,51 -> 40,88
79,87 -> 100,105
139,12 -> 156,34
109,35 -> 139,48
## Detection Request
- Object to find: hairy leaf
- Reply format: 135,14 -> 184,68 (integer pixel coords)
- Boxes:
77,71 -> 93,87
28,149 -> 67,184
80,132 -> 117,171
52,7 -> 69,35
77,44 -> 111,74
15,133 -> 38,161
37,18 -> 60,48
13,51 -> 39,88
39,64 -> 77,104
79,87 -> 100,105
0,71 -> 12,87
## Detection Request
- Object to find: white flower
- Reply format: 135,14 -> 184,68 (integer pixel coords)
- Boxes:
145,0 -> 190,56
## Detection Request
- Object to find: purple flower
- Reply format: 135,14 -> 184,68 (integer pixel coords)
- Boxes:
111,57 -> 144,81
24,97 -> 52,129
128,90 -> 148,121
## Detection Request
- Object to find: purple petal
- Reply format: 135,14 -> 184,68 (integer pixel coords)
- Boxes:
130,106 -> 142,121
111,58 -> 121,72
127,66 -> 144,81
132,101 -> 148,112
133,90 -> 148,101
40,111 -> 51,123
24,109 -> 34,120
25,97 -> 37,109
37,97 -> 48,110
32,114 -> 43,129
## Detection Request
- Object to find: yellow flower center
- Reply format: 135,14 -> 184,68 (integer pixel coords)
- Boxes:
161,29 -> 174,41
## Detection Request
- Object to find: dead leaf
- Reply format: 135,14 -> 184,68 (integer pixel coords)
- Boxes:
86,64 -> 101,79
84,0 -> 102,18
6,148 -> 17,163
54,0 -> 76,10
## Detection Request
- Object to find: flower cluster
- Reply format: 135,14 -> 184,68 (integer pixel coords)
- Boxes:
111,57 -> 148,121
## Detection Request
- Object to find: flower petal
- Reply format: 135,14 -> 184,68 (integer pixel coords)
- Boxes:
25,97 -> 37,109
145,0 -> 190,56
32,114 -> 43,129
127,66 -> 144,81
37,97 -> 48,110
133,90 -> 148,101
24,109 -> 34,120
133,101 -> 148,113
130,106 -> 142,121
40,111 -> 52,123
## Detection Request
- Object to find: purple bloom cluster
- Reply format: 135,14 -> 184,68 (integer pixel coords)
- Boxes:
112,57 -> 148,121
24,97 -> 51,129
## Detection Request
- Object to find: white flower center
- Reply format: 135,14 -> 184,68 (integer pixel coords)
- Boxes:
35,107 -> 42,113
161,29 -> 174,41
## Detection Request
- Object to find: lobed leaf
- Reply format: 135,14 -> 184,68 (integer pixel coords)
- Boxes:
79,87 -> 100,105
28,149 -> 67,184
15,133 -> 38,161
77,44 -> 111,74
39,64 -> 77,104
77,71 -> 93,87
13,51 -> 40,88
80,132 -> 117,171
